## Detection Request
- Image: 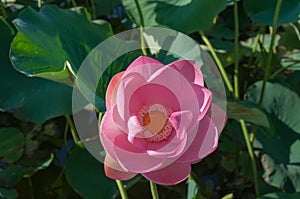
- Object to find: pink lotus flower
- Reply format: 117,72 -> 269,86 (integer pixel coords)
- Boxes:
100,56 -> 226,185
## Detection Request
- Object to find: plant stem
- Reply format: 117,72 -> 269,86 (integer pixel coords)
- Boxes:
252,33 -> 260,53
150,181 -> 160,199
63,120 -> 71,153
249,0 -> 283,151
246,26 -> 265,69
65,115 -> 81,146
134,0 -> 147,56
240,120 -> 259,195
98,112 -> 104,125
28,178 -> 35,199
0,1 -> 7,18
199,31 -> 234,93
233,0 -> 259,196
71,0 -> 77,7
270,62 -> 299,79
90,0 -> 96,19
116,180 -> 129,199
258,0 -> 283,107
233,0 -> 239,99
37,0 -> 41,8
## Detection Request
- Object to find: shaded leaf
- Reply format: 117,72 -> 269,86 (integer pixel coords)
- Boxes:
24,154 -> 54,177
247,81 -> 300,133
0,188 -> 18,199
247,81 -> 300,191
0,128 -> 24,163
65,146 -> 117,199
279,22 -> 300,50
0,166 -> 25,188
95,0 -> 121,16
121,0 -> 227,34
257,192 -> 300,199
243,0 -> 300,26
227,101 -> 269,127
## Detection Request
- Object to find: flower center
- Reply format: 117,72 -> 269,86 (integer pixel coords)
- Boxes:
138,104 -> 173,142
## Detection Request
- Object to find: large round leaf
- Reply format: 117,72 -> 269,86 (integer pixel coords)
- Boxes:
243,0 -> 300,26
258,192 -> 300,199
247,81 -> 300,191
0,18 -> 81,123
0,188 -> 18,199
0,166 -> 25,188
0,128 -> 24,163
121,0 -> 227,34
247,81 -> 300,133
10,5 -> 113,85
65,146 -> 117,199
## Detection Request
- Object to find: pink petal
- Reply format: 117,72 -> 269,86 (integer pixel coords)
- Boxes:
127,115 -> 143,141
116,72 -> 146,121
167,59 -> 204,86
143,162 -> 191,185
105,71 -> 125,109
101,92 -> 180,174
207,103 -> 227,135
148,66 -> 200,124
100,107 -> 143,161
112,105 -> 127,132
169,110 -> 193,134
192,84 -> 212,121
145,111 -> 192,159
125,56 -> 164,80
104,154 -> 137,180
101,111 -> 168,173
127,116 -> 148,149
113,135 -> 168,173
176,116 -> 218,163
146,132 -> 187,159
100,108 -> 121,161
100,110 -> 172,173
128,83 -> 180,115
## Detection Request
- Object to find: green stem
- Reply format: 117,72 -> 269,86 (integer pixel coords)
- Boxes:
134,0 -> 147,56
249,0 -> 283,152
252,33 -> 260,53
240,120 -> 259,196
28,178 -> 35,199
65,115 -> 81,146
270,62 -> 299,79
71,0 -> 77,7
290,22 -> 300,41
54,167 -> 65,185
250,125 -> 259,143
85,0 -> 91,16
246,26 -> 265,69
37,0 -> 41,8
90,0 -> 96,19
116,180 -> 129,199
98,112 -> 104,125
258,0 -> 283,107
150,181 -> 160,199
233,0 -> 239,99
199,31 -> 234,93
63,120 -> 71,153
233,0 -> 259,195
0,1 -> 7,18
